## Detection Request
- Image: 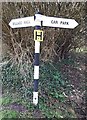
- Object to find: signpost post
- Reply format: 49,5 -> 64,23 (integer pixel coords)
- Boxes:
9,12 -> 78,106
33,13 -> 43,105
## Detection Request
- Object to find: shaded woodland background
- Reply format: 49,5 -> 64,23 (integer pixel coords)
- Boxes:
1,2 -> 86,119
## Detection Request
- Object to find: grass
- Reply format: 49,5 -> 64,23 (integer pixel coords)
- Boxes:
0,110 -> 19,119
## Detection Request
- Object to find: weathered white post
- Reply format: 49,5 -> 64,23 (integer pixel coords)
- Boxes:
33,12 -> 43,105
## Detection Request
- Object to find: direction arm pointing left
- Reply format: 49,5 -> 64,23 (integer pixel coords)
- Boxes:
9,16 -> 35,28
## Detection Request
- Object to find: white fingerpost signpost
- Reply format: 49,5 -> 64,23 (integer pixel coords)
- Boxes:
9,11 -> 78,106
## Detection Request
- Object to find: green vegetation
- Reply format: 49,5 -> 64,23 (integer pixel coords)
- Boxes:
0,110 -> 19,119
75,47 -> 87,53
1,61 -> 77,118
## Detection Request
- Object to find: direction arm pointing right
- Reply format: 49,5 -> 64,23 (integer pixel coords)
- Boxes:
35,14 -> 78,29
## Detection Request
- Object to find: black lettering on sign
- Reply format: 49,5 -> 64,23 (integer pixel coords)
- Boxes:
60,21 -> 69,25
24,21 -> 30,24
35,31 -> 42,41
51,20 -> 58,24
34,30 -> 43,41
13,21 -> 22,25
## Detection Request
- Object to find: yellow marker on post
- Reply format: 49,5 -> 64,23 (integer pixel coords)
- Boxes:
34,30 -> 43,42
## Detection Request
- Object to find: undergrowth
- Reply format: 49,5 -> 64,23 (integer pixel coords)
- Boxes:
1,60 -> 75,118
